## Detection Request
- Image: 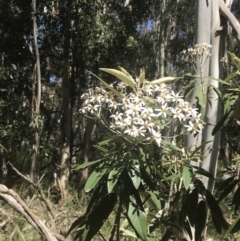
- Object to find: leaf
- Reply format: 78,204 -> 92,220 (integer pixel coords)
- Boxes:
161,140 -> 182,152
107,167 -> 123,193
84,167 -> 107,192
160,229 -> 172,241
191,165 -> 215,179
147,191 -> 161,210
147,77 -> 181,85
182,166 -> 192,190
212,214 -> 222,234
93,145 -> 108,153
128,164 -> 141,189
209,76 -> 230,85
187,188 -> 199,227
74,159 -> 103,170
89,71 -> 124,98
120,228 -> 138,238
127,195 -> 148,241
66,214 -> 86,237
206,190 -> 229,230
216,176 -> 234,194
165,173 -> 181,181
228,52 -> 240,70
212,110 -> 233,135
224,71 -> 237,82
195,201 -> 207,241
82,193 -> 117,241
224,216 -> 240,237
218,179 -> 238,203
232,185 -> 240,212
100,68 -> 136,89
12,64 -> 17,70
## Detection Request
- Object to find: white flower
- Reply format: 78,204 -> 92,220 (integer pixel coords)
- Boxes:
110,112 -> 123,121
151,129 -> 162,146
156,103 -> 169,118
124,125 -> 139,138
185,121 -> 201,134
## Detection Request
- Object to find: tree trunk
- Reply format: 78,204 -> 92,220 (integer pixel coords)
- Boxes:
30,0 -> 41,182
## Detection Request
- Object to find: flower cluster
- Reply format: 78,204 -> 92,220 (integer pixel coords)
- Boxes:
80,75 -> 203,147
181,43 -> 212,57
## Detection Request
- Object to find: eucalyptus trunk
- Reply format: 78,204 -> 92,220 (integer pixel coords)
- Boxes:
30,0 -> 41,182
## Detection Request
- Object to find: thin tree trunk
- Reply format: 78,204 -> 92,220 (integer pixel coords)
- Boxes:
30,0 -> 41,182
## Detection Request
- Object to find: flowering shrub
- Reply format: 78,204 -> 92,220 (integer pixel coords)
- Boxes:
80,68 -> 203,147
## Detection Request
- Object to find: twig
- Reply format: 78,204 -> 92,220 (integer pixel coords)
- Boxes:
8,161 -> 55,220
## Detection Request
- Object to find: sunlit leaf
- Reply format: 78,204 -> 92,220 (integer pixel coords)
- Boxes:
147,77 -> 181,85
74,159 -> 103,170
89,71 -> 124,98
93,145 -> 108,153
100,68 -> 136,89
128,164 -> 141,189
182,166 -> 192,190
127,195 -> 148,241
107,167 -> 123,193
84,167 -> 107,192
224,216 -> 240,237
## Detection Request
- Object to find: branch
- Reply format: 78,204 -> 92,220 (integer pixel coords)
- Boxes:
0,184 -> 58,241
219,0 -> 240,42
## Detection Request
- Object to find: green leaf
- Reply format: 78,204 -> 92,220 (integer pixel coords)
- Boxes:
128,164 -> 141,189
232,185 -> 240,212
218,179 -> 238,203
182,166 -> 192,190
161,140 -> 182,152
147,191 -> 161,210
206,190 -> 229,230
165,174 -> 181,181
100,68 -> 136,89
107,167 -> 123,193
187,188 -> 199,227
216,176 -> 235,195
209,76 -> 230,85
195,201 -> 207,241
120,228 -> 138,238
224,71 -> 237,82
74,159 -> 103,170
93,145 -> 108,153
82,193 -> 117,241
127,195 -> 148,241
228,52 -> 240,70
147,77 -> 181,85
224,216 -> 240,237
66,214 -> 86,237
191,165 -> 214,179
89,71 -> 124,98
84,167 -> 107,192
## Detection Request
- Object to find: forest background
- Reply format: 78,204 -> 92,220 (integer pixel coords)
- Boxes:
1,0 -> 240,241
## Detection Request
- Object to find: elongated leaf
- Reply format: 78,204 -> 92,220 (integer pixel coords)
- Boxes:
232,185 -> 240,212
182,166 -> 192,190
140,167 -> 156,191
191,165 -> 214,179
100,68 -> 136,89
120,228 -> 138,238
127,195 -> 148,241
195,201 -> 207,241
218,179 -> 238,203
216,176 -> 234,194
74,159 -> 103,170
66,214 -> 86,237
147,191 -> 161,210
209,76 -> 230,85
228,52 -> 240,70
93,145 -> 108,153
147,77 -> 181,85
224,71 -> 237,82
84,167 -> 107,192
212,110 -> 232,135
212,214 -> 222,234
82,193 -> 117,241
206,190 -> 229,230
187,188 -> 199,227
160,229 -> 172,241
224,216 -> 240,237
165,174 -> 181,181
128,164 -> 141,189
161,140 -> 182,152
89,71 -> 124,98
107,167 -> 123,193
